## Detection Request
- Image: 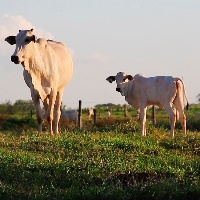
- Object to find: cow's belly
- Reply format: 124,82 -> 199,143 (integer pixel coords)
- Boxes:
147,101 -> 163,108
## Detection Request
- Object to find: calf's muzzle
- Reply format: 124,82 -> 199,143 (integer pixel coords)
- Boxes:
11,55 -> 19,64
116,88 -> 121,92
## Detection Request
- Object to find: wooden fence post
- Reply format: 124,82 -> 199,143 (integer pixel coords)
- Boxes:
78,100 -> 82,129
136,109 -> 140,120
93,108 -> 97,126
124,105 -> 127,117
152,106 -> 156,125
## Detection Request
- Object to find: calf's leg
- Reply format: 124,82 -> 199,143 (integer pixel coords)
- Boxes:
164,104 -> 176,138
139,107 -> 147,136
173,98 -> 187,136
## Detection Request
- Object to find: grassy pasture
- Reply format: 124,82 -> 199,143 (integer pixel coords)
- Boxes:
0,104 -> 200,199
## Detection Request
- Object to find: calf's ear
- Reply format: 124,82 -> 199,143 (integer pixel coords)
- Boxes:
106,76 -> 116,83
30,35 -> 36,43
5,36 -> 16,45
126,75 -> 133,81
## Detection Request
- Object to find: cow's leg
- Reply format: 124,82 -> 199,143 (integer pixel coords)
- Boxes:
173,98 -> 187,136
24,71 -> 43,133
139,107 -> 147,136
44,90 -> 57,135
31,90 -> 43,133
163,104 -> 176,138
43,97 -> 52,133
53,90 -> 63,134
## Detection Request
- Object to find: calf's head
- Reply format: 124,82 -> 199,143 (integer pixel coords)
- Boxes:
5,29 -> 36,64
106,72 -> 133,96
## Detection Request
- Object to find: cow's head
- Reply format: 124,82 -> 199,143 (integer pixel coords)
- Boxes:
5,29 -> 36,64
106,72 -> 133,96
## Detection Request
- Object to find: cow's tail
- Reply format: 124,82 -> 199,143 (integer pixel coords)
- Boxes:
175,78 -> 189,110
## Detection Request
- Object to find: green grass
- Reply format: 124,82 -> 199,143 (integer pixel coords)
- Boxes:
0,104 -> 200,199
0,121 -> 200,199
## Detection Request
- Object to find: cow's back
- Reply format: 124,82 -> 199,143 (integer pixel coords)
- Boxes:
46,40 -> 73,88
134,76 -> 177,106
61,110 -> 78,122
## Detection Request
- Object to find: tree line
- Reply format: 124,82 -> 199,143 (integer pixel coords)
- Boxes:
0,100 -> 34,117
0,100 -> 132,118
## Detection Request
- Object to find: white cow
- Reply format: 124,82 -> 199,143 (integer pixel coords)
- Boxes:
88,108 -> 94,120
60,110 -> 79,124
106,111 -> 111,119
106,72 -> 189,137
5,29 -> 73,134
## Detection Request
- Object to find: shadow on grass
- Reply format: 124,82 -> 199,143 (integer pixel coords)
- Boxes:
0,161 -> 200,200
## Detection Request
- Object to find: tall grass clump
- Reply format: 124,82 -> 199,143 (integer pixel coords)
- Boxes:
115,118 -> 140,134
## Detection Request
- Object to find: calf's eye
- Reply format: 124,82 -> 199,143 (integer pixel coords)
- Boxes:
25,38 -> 29,42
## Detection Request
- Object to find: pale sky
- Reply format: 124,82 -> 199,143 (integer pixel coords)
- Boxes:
0,0 -> 200,109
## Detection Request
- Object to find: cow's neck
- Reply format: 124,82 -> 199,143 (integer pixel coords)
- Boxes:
124,80 -> 137,107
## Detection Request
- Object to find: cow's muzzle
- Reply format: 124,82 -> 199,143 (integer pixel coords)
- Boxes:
11,55 -> 20,64
116,88 -> 121,92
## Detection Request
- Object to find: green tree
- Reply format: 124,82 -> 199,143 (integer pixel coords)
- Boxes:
13,100 -> 34,118
0,100 -> 13,114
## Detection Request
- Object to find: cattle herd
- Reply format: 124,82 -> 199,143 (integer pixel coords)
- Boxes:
5,29 -> 189,137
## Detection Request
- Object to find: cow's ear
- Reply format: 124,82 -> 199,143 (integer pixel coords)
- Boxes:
5,36 -> 16,45
30,35 -> 36,43
106,76 -> 116,83
126,75 -> 133,81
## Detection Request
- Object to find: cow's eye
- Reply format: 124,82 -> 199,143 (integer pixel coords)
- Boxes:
25,38 -> 29,43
